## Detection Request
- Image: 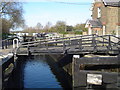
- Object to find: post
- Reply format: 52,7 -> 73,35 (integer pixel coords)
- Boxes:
7,40 -> 9,48
46,42 -> 48,51
5,40 -> 7,49
9,39 -> 12,45
79,39 -> 82,50
108,35 -> 111,50
2,41 -> 4,49
103,37 -> 104,46
39,41 -> 41,48
69,38 -> 71,46
7,39 -> 10,47
72,55 -> 87,87
63,41 -> 65,52
28,46 -> 31,56
55,38 -> 57,46
92,35 -> 96,51
13,38 -> 19,49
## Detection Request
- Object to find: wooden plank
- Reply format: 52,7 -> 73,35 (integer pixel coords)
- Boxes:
75,56 -> 119,65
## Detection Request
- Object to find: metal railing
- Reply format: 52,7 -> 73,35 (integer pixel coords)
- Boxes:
2,38 -> 14,49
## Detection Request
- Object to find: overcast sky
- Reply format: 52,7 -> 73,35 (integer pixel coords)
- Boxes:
22,0 -> 93,28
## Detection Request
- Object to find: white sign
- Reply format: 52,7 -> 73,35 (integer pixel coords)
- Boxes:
73,55 -> 80,58
87,74 -> 102,85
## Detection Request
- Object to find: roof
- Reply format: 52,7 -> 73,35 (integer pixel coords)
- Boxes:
86,19 -> 103,28
103,0 -> 120,7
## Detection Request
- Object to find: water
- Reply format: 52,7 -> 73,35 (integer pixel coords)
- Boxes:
23,55 -> 62,88
5,55 -> 71,89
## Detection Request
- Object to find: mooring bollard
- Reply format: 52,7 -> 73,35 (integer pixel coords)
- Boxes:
13,38 -> 19,49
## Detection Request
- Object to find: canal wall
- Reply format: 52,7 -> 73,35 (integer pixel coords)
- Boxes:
48,54 -> 120,89
46,54 -> 73,88
4,55 -> 27,89
48,54 -> 73,76
2,53 -> 14,89
2,54 -> 27,89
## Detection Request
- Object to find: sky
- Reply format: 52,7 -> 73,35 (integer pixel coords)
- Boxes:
22,0 -> 94,29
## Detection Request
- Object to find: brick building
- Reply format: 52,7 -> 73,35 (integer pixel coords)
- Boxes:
85,0 -> 120,36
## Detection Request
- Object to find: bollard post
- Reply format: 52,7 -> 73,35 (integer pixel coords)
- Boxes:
13,38 -> 19,49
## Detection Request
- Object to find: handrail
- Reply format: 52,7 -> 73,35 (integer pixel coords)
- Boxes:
20,34 -> 119,47
17,34 -> 120,55
2,37 -> 15,41
20,34 -> 95,45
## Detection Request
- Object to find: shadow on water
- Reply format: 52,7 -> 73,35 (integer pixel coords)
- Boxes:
4,55 -> 72,90
45,55 -> 72,90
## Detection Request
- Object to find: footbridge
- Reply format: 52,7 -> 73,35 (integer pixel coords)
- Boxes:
16,34 -> 120,55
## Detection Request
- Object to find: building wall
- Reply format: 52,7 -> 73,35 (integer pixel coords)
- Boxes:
92,2 -> 106,35
116,7 -> 120,37
92,1 -> 119,36
106,7 -> 119,35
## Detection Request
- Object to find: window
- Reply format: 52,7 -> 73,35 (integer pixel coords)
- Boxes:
98,7 -> 101,18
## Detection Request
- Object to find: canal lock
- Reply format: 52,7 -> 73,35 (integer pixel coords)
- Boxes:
2,54 -> 120,90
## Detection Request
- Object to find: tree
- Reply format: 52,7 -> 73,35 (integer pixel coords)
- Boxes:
1,18 -> 11,34
36,23 -> 43,29
35,22 -> 43,33
0,2 -> 24,35
44,22 -> 52,32
74,23 -> 87,32
55,21 -> 66,33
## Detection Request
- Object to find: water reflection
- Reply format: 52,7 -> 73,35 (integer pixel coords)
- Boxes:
23,55 -> 62,88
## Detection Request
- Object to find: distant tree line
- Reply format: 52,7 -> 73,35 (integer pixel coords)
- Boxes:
23,21 -> 87,35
